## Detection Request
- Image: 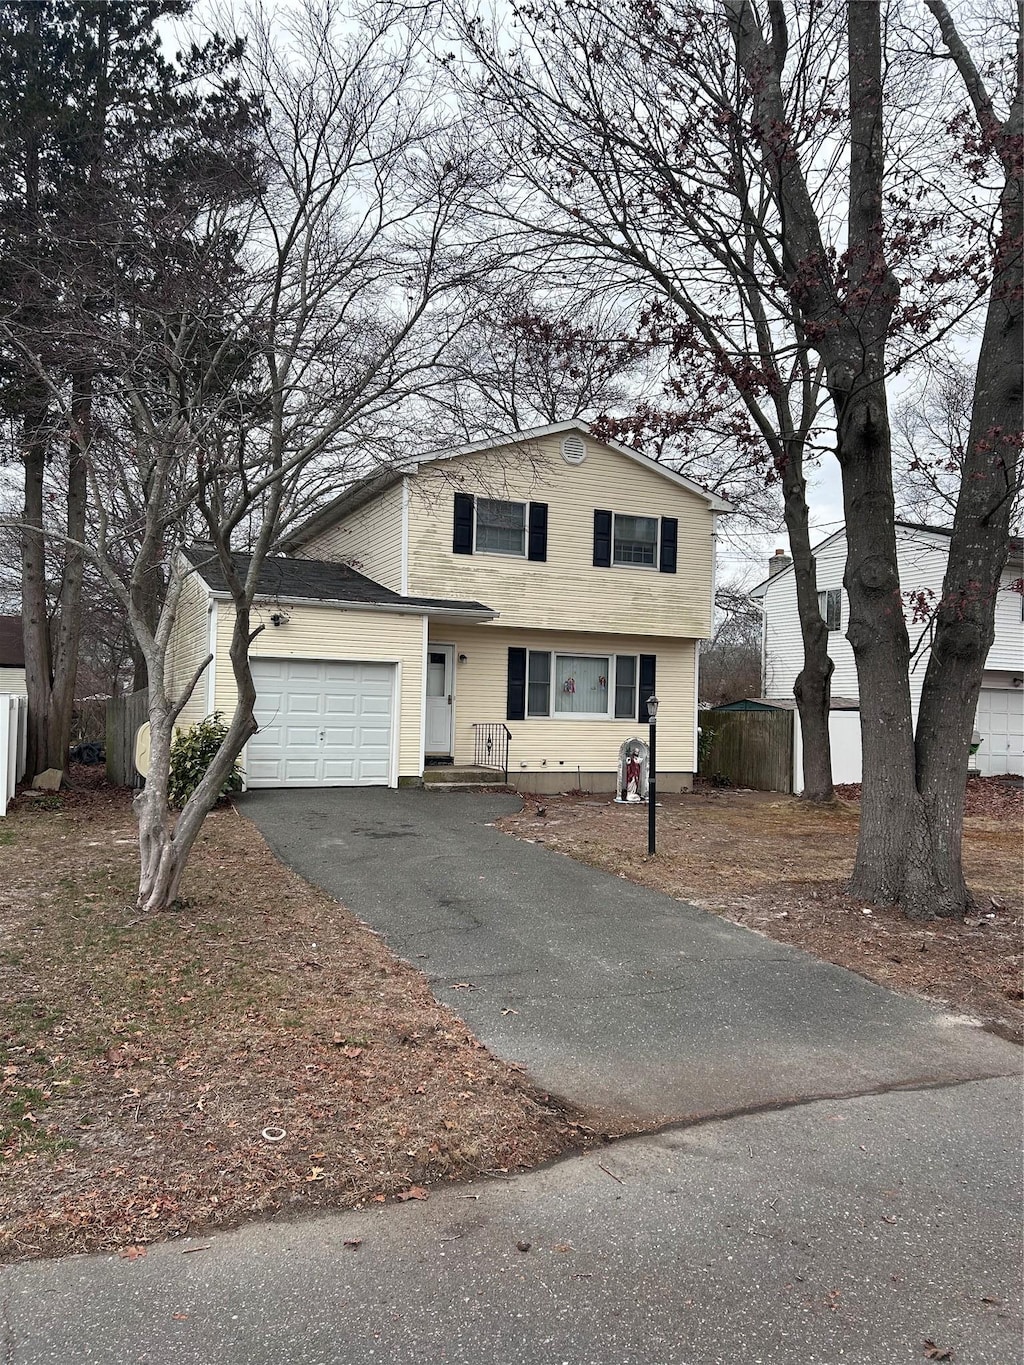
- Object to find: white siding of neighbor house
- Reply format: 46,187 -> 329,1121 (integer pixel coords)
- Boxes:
299,478 -> 406,593
403,433 -> 716,639
0,667 -> 26,695
212,600 -> 425,779
987,566 -> 1024,671
434,624 -> 697,783
165,565 -> 214,731
762,527 -> 1024,712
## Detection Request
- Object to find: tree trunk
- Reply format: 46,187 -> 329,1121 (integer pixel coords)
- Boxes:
898,58 -> 1023,918
779,441 -> 834,801
837,393 -> 920,902
134,595 -> 259,913
46,371 -> 91,772
21,400 -> 52,779
833,0 -> 916,902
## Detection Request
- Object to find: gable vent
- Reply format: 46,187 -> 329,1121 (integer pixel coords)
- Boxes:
561,434 -> 587,465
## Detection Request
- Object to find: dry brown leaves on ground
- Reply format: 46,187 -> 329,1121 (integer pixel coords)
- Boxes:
0,774 -> 587,1263
500,781 -> 1023,1042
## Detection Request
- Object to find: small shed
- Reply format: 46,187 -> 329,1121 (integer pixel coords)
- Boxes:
703,696 -> 861,792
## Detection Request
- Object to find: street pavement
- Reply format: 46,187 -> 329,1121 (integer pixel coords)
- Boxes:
3,1078 -> 1020,1364
3,789 -> 1020,1364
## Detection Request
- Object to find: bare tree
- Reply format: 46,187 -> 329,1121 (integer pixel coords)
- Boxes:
451,0 -> 839,800
4,0 -> 490,911
892,363 -> 974,523
453,0 -> 1020,911
723,0 -> 1021,914
700,581 -> 764,705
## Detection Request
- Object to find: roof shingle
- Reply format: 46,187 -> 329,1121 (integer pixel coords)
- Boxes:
182,547 -> 494,617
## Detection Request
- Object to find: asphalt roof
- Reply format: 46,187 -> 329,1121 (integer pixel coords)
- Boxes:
0,615 -> 24,669
182,546 -> 495,616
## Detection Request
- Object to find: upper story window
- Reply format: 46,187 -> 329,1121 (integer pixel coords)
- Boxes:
818,587 -> 842,631
613,514 -> 658,567
476,498 -> 526,556
594,510 -> 677,574
453,493 -> 547,561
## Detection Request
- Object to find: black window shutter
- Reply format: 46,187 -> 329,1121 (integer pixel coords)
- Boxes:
507,647 -> 527,721
638,654 -> 657,721
528,502 -> 548,561
659,517 -> 678,574
453,493 -> 474,555
593,509 -> 612,567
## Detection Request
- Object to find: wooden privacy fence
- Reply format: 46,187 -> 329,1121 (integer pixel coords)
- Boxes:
106,688 -> 148,788
0,694 -> 28,817
700,708 -> 794,794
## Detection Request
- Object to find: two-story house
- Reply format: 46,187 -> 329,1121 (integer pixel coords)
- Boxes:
167,421 -> 728,792
751,522 -> 1024,777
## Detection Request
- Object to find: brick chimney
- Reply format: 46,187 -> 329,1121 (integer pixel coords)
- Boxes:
767,548 -> 792,578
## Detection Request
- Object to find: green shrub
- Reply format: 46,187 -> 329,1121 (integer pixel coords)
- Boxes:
167,713 -> 243,809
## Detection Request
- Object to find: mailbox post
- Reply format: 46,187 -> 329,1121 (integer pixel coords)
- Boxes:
646,695 -> 659,855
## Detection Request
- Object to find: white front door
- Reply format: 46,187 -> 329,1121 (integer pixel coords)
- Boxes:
425,646 -> 454,756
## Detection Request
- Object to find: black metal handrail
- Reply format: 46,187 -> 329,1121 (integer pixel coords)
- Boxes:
472,722 -> 511,783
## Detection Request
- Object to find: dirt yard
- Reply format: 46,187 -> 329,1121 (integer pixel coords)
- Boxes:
0,773 -> 588,1263
500,779 -> 1023,1043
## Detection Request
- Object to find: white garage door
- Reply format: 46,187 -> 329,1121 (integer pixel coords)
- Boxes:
974,688 -> 1024,777
247,659 -> 394,788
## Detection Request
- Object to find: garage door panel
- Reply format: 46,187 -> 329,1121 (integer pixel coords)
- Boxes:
360,695 -> 391,716
357,725 -> 391,747
247,760 -> 284,782
284,724 -> 321,745
288,693 -> 322,715
248,658 -> 395,788
323,725 -> 357,746
324,694 -> 357,717
322,759 -> 357,780
283,760 -> 319,782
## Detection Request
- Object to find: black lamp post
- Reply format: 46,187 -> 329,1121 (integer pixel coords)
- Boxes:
646,694 -> 659,855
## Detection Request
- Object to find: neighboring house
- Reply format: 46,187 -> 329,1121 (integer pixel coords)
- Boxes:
751,523 -> 1024,777
0,616 -> 27,695
167,421 -> 728,792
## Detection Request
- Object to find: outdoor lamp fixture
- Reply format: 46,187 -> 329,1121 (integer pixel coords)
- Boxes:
646,694 -> 659,856
269,610 -> 290,628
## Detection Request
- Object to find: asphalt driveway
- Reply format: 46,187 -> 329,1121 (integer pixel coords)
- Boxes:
239,788 -> 1020,1125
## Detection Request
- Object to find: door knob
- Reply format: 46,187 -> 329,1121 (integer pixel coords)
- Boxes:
447,694 -> 452,705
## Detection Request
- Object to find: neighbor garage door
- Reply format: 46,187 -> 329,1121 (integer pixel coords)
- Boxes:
974,688 -> 1024,777
247,659 -> 394,787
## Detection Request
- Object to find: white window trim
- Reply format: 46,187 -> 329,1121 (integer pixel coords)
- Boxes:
612,512 -> 660,569
818,587 -> 842,632
474,496 -> 528,558
526,650 -> 639,720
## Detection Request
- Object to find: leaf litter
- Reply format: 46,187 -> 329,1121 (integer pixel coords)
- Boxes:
0,770 -> 592,1262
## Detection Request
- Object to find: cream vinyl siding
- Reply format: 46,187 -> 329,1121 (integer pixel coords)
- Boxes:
441,625 -> 697,774
165,567 -> 213,730
213,601 -> 424,778
0,667 -> 26,695
407,435 -> 714,637
300,478 -> 405,592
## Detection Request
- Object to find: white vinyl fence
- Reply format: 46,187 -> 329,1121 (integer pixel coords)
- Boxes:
0,693 -> 28,817
793,709 -> 862,792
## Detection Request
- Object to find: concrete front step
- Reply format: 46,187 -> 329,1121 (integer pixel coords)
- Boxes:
422,766 -> 505,786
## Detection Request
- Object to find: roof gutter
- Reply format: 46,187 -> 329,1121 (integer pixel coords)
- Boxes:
207,590 -> 499,623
